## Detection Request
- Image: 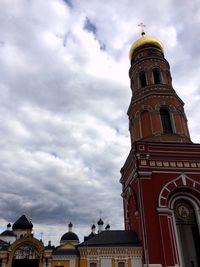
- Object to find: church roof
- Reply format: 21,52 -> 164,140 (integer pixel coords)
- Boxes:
1,230 -> 16,237
60,232 -> 79,242
52,248 -> 79,255
78,230 -> 141,247
12,215 -> 33,230
129,35 -> 164,60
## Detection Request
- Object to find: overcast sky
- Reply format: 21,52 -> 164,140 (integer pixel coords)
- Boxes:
0,0 -> 200,245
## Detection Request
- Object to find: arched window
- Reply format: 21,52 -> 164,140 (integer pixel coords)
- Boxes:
174,199 -> 200,267
153,68 -> 161,84
90,263 -> 97,267
13,245 -> 39,259
160,108 -> 172,133
118,262 -> 125,267
139,71 -> 147,88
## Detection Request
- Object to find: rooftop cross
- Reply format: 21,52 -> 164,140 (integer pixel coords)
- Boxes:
138,22 -> 146,36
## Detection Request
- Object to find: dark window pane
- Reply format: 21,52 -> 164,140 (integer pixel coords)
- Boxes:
153,68 -> 161,84
160,109 -> 172,133
139,71 -> 147,87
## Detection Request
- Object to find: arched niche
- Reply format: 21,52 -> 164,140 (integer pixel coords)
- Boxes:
7,237 -> 45,267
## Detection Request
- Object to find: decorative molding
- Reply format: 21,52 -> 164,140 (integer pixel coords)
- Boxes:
158,173 -> 200,207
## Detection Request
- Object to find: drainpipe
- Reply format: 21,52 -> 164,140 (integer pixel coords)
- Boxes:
133,142 -> 149,267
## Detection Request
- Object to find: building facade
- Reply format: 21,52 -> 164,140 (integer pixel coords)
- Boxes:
0,216 -> 142,267
120,33 -> 200,267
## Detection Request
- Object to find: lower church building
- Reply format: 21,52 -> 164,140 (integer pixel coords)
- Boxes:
0,216 -> 142,267
0,32 -> 199,267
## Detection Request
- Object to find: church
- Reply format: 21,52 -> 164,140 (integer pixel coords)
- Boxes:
0,32 -> 199,267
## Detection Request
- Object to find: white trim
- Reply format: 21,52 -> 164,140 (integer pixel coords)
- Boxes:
157,207 -> 173,214
169,215 -> 180,266
158,173 -> 200,207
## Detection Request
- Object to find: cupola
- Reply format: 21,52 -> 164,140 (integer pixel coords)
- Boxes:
97,218 -> 104,233
129,35 -> 164,61
12,215 -> 33,238
12,215 -> 33,230
60,222 -> 79,245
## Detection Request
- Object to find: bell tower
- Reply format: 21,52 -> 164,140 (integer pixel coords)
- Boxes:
120,32 -> 200,267
128,34 -> 190,143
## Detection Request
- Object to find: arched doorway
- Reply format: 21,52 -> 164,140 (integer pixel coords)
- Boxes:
11,244 -> 39,267
174,199 -> 200,267
7,236 -> 44,267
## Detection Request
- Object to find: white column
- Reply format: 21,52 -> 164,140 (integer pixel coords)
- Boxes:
101,258 -> 112,267
131,258 -> 143,267
70,258 -> 75,267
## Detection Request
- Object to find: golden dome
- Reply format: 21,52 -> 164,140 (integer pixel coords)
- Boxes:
129,35 -> 164,60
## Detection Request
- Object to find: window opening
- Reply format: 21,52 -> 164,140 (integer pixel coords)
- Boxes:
118,262 -> 125,267
139,71 -> 147,87
160,108 -> 172,133
153,68 -> 161,84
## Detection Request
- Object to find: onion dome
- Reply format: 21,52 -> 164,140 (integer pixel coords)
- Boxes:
97,218 -> 104,225
1,223 -> 16,237
89,224 -> 96,236
60,222 -> 79,244
83,224 -> 96,241
97,218 -> 104,233
12,215 -> 33,230
105,224 -> 110,230
129,35 -> 164,61
45,240 -> 55,250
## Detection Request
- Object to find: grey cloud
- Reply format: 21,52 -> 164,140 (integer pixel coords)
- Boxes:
0,0 -> 200,246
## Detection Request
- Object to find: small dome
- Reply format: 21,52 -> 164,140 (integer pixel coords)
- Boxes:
1,222 -> 16,237
12,215 -> 33,230
105,224 -> 110,230
60,232 -> 79,242
129,35 -> 164,60
60,222 -> 79,244
97,218 -> 104,225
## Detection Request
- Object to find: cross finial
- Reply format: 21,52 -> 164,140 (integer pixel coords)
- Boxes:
138,22 -> 146,36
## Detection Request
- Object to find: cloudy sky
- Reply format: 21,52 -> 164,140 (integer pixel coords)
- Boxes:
0,0 -> 200,245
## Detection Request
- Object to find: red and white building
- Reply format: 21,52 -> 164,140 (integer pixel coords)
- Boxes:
120,34 -> 200,267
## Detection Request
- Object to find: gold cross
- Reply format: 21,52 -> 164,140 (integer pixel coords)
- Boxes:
138,22 -> 146,36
